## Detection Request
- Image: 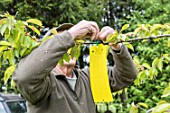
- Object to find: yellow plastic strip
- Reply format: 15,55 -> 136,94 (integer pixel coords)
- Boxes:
90,44 -> 113,103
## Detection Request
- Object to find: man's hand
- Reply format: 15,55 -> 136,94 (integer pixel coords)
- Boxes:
98,26 -> 121,50
68,20 -> 99,41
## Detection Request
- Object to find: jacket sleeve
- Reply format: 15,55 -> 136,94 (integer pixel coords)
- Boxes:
13,31 -> 75,104
108,44 -> 137,92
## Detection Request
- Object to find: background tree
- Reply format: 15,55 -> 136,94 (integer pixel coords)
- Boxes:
0,0 -> 104,27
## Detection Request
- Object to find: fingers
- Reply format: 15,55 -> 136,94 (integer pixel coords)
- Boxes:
99,29 -> 112,41
68,20 -> 99,40
99,26 -> 114,41
80,20 -> 99,40
88,26 -> 97,41
89,21 -> 99,40
99,26 -> 108,35
68,20 -> 115,41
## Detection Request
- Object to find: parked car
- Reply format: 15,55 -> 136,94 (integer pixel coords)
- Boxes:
0,92 -> 27,113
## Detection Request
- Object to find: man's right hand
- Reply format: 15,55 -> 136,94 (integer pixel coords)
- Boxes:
68,20 -> 99,41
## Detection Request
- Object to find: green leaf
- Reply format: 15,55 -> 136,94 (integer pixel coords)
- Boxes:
0,41 -> 11,46
162,83 -> 170,98
134,77 -> 140,86
0,18 -> 7,25
157,101 -> 167,105
142,63 -> 151,69
152,58 -> 159,68
0,23 -> 7,36
13,40 -> 21,50
63,53 -> 70,62
70,47 -> 75,59
137,71 -> 144,77
106,30 -> 118,43
152,103 -> 170,113
20,33 -> 26,46
0,46 -> 8,53
22,48 -> 32,57
97,103 -> 107,113
0,54 -> 2,68
2,49 -> 14,65
120,24 -> 129,33
23,36 -> 31,48
31,41 -> 40,49
124,42 -> 134,51
11,79 -> 16,88
168,38 -> 170,47
13,28 -> 21,44
8,49 -> 15,65
58,58 -> 64,65
157,58 -> 163,72
129,105 -> 138,113
133,56 -> 140,66
4,65 -> 16,84
134,26 -> 141,36
141,24 -> 149,33
137,71 -> 147,83
70,45 -> 81,59
75,45 -> 81,59
20,48 -> 33,58
20,48 -> 27,57
150,24 -> 162,33
6,16 -> 13,31
144,70 -> 149,76
28,25 -> 40,35
14,49 -> 19,58
4,27 -> 10,39
3,50 -> 9,61
26,19 -> 42,26
119,34 -> 129,42
108,104 -> 116,113
138,102 -> 148,108
163,54 -> 169,57
163,54 -> 170,64
149,68 -> 158,79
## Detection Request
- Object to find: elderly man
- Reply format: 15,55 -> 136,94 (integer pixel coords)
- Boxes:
13,20 -> 136,113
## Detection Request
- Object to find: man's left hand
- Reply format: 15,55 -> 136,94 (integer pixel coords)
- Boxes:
98,26 -> 121,50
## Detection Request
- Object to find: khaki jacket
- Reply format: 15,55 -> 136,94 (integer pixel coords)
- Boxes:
13,31 -> 136,113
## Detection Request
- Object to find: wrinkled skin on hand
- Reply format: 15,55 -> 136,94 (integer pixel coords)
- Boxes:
68,20 -> 99,41
68,21 -> 121,50
98,26 -> 121,50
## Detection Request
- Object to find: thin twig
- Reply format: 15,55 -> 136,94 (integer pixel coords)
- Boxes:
81,34 -> 170,45
118,34 -> 170,43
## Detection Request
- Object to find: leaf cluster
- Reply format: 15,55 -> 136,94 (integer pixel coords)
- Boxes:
0,13 -> 41,88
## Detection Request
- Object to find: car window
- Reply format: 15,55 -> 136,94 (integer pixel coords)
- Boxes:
0,102 -> 7,113
7,101 -> 27,113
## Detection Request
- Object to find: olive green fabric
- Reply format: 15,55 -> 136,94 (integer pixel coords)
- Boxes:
13,31 -> 136,113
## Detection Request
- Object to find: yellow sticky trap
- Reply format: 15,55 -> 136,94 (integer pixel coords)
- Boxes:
90,44 -> 113,103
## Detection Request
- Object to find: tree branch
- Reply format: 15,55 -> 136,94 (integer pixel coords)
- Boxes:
118,34 -> 170,43
78,34 -> 170,45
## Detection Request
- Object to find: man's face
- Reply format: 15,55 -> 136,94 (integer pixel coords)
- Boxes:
62,57 -> 76,67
